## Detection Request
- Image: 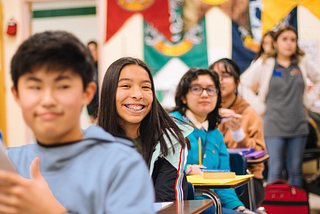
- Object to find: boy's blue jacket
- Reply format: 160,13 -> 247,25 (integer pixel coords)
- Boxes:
170,111 -> 244,210
8,125 -> 155,214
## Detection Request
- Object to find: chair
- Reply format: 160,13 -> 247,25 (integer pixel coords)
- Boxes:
187,181 -> 195,200
188,182 -> 223,213
229,152 -> 247,196
229,152 -> 256,211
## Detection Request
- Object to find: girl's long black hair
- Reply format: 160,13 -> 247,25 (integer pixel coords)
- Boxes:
170,68 -> 222,130
97,57 -> 187,167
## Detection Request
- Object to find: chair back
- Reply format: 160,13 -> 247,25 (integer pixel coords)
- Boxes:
187,182 -> 195,200
229,152 -> 247,196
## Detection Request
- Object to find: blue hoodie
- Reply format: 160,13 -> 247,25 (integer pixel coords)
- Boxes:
8,125 -> 155,214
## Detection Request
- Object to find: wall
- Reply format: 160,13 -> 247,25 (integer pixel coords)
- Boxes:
2,0 -> 98,147
2,1 -> 320,148
2,0 -> 27,147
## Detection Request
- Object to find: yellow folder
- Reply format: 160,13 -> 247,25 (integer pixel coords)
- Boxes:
187,174 -> 253,185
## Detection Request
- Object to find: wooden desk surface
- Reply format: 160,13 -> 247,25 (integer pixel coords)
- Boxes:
247,154 -> 269,164
157,200 -> 213,214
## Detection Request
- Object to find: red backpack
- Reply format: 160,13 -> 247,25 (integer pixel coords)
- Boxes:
259,179 -> 309,214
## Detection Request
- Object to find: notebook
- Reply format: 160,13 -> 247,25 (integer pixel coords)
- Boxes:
245,150 -> 266,159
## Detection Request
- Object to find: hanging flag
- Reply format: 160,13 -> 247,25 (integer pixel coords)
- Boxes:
144,19 -> 208,76
232,0 -> 297,73
106,0 -> 171,42
144,0 -> 208,107
144,0 -> 208,76
262,0 -> 320,35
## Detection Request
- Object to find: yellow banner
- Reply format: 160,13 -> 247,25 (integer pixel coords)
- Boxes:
262,0 -> 320,35
199,0 -> 230,5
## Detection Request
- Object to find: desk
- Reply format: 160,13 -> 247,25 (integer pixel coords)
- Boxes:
156,199 -> 213,214
188,175 -> 252,214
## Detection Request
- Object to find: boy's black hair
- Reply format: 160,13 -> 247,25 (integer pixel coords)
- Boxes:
97,57 -> 188,167
170,68 -> 222,129
11,31 -> 94,91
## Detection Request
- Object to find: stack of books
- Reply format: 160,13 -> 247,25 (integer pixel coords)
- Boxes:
200,169 -> 236,179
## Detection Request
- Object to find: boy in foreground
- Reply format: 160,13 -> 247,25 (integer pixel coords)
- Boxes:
0,31 -> 155,214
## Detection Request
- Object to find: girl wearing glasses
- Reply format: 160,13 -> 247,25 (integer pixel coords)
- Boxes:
170,68 -> 255,214
97,57 -> 193,202
210,58 -> 266,209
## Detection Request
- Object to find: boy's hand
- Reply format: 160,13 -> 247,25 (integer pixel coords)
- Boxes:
0,157 -> 67,214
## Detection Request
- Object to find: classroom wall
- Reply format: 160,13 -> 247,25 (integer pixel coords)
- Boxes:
2,1 -> 320,150
2,0 -> 98,147
2,0 -> 27,147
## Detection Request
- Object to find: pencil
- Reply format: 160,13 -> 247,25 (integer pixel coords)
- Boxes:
198,137 -> 202,165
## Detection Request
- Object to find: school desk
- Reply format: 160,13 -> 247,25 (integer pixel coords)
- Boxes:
187,175 -> 253,214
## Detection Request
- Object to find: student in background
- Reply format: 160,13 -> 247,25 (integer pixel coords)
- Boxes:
253,31 -> 274,62
0,31 -> 155,213
87,40 -> 99,123
170,68 -> 255,214
97,57 -> 193,202
210,58 -> 266,208
241,25 -> 320,188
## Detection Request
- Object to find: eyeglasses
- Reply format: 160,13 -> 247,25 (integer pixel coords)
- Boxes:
189,86 -> 219,96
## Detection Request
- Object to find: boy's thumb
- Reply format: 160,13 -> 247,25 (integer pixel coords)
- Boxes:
30,157 -> 43,180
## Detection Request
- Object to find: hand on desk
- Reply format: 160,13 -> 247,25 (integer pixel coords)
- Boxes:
234,206 -> 255,214
0,157 -> 67,214
186,165 -> 206,175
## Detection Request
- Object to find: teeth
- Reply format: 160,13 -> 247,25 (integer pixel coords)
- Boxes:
126,105 -> 144,111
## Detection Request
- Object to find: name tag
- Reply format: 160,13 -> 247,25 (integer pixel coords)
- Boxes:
273,69 -> 282,77
290,69 -> 301,76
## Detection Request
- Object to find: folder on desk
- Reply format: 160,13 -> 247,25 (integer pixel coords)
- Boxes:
187,174 -> 253,185
245,150 -> 266,159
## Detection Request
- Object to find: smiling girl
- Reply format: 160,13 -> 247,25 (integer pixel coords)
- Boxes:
97,57 -> 192,202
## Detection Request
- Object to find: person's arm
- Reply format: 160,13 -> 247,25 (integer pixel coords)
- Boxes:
0,157 -> 67,214
233,107 -> 265,151
304,58 -> 320,109
213,132 -> 245,209
105,150 -> 155,214
152,145 -> 188,202
239,59 -> 266,115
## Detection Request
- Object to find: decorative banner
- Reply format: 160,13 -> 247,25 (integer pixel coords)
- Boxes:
144,19 -> 208,75
144,0 -> 208,107
262,0 -> 320,35
232,0 -> 297,73
182,0 -> 250,35
144,1 -> 208,76
106,0 -> 171,42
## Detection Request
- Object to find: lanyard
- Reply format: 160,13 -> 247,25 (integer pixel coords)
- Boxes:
200,137 -> 208,164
